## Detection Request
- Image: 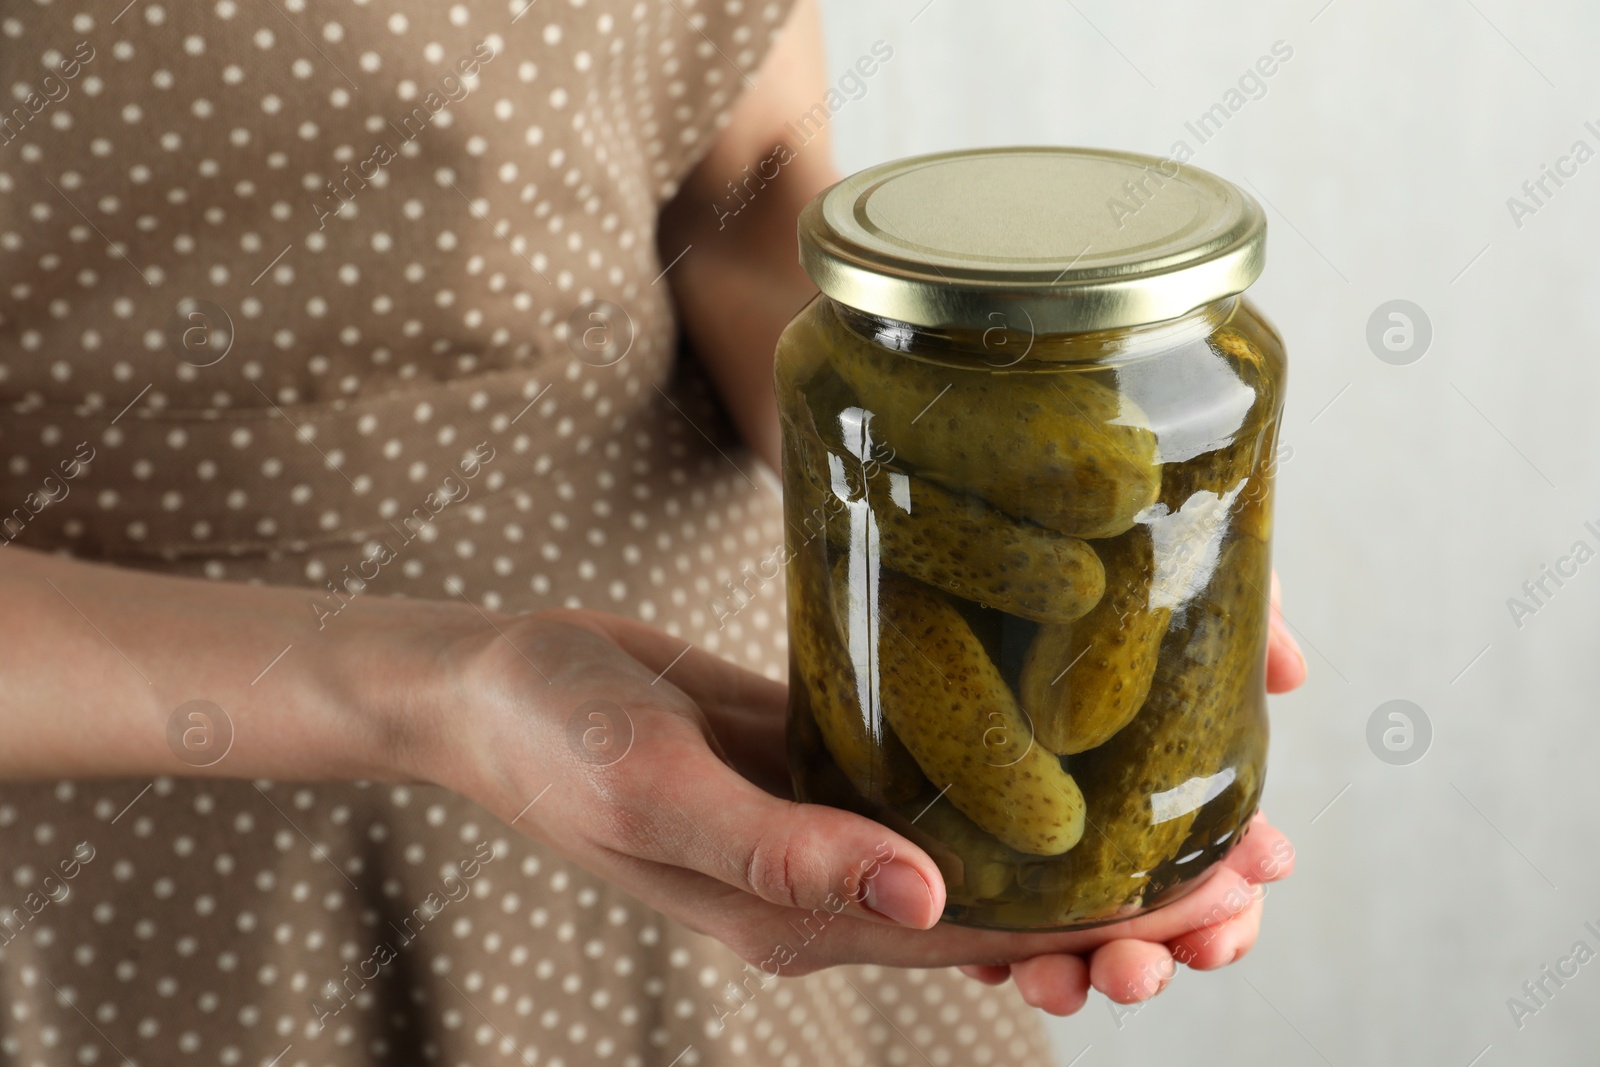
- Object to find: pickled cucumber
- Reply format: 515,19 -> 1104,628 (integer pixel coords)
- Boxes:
787,540 -> 922,805
833,562 -> 1086,855
1159,328 -> 1281,542
1019,527 -> 1172,755
1032,534 -> 1270,919
1150,720 -> 1268,888
894,792 -> 1019,901
793,369 -> 1107,623
821,304 -> 1162,539
858,474 -> 1108,623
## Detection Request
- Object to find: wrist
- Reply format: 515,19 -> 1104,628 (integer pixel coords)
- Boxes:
313,593 -> 497,789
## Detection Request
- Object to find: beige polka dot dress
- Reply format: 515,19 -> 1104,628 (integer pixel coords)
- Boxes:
0,1 -> 1056,1063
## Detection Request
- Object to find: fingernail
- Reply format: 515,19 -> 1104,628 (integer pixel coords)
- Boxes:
863,862 -> 935,928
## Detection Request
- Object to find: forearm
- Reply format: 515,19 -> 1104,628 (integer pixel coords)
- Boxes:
662,203 -> 819,470
658,0 -> 837,472
0,545 -> 458,782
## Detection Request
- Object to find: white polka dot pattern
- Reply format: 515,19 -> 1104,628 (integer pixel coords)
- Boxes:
0,0 -> 1055,1064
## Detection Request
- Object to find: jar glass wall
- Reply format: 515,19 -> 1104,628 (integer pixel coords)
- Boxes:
777,292 -> 1286,930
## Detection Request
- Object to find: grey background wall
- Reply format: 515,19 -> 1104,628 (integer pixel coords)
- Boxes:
814,2 -> 1600,1064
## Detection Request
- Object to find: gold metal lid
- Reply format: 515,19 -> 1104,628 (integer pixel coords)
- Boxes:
797,146 -> 1266,335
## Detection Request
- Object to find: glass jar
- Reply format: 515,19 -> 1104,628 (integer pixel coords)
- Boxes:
776,147 -> 1287,930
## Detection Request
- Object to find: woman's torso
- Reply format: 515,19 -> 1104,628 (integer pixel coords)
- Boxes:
0,2 -> 1053,1063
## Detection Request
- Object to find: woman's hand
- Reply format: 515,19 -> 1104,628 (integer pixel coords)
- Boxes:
398,586 -> 1306,1001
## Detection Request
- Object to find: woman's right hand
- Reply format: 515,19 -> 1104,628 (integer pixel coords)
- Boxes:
398,606 -> 1289,1008
409,606 -> 945,937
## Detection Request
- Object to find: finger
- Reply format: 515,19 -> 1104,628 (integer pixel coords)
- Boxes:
1265,575 -> 1307,693
611,719 -> 946,929
1169,896 -> 1264,971
958,964 -> 1012,986
1266,615 -> 1307,693
1011,955 -> 1091,1016
1218,812 -> 1295,885
802,855 -> 1266,970
741,814 -> 1289,971
1164,863 -> 1264,939
1089,940 -> 1176,1005
538,614 -> 947,928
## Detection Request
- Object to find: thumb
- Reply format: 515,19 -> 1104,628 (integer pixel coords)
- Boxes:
558,610 -> 948,928
635,725 -> 947,929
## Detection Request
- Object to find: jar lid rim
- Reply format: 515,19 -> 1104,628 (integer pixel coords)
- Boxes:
797,146 -> 1266,334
